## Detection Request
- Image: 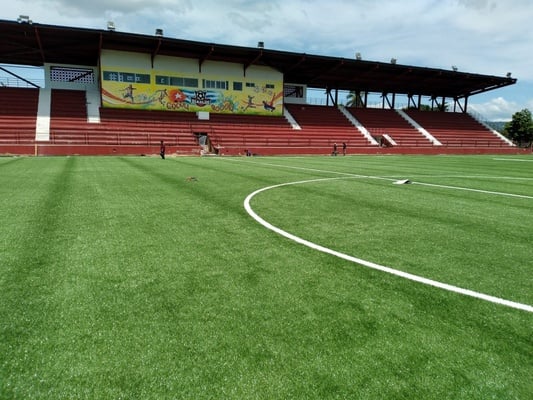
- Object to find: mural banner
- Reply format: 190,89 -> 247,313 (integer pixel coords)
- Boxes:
101,67 -> 283,116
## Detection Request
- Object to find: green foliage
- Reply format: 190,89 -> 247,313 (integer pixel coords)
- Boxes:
404,103 -> 450,112
345,90 -> 364,107
504,108 -> 533,147
486,120 -> 506,133
0,156 -> 532,399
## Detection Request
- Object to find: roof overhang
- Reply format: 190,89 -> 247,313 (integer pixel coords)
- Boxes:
0,19 -> 517,98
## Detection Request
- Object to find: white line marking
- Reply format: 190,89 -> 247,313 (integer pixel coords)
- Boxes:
244,177 -> 533,313
405,175 -> 533,181
228,158 -> 533,199
493,158 -> 533,162
411,181 -> 533,199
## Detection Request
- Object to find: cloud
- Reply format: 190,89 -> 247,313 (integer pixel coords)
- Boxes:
527,98 -> 533,112
4,0 -> 532,78
469,97 -> 522,121
2,0 -> 532,120
30,0 -> 192,18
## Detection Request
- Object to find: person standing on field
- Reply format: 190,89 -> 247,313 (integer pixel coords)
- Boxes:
160,140 -> 166,159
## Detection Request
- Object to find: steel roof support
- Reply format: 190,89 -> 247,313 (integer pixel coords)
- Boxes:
151,38 -> 162,68
244,50 -> 262,77
34,27 -> 46,64
199,45 -> 214,73
382,93 -> 394,109
0,66 -> 40,88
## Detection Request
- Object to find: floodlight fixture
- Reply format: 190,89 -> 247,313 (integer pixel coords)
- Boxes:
390,58 -> 397,64
17,15 -> 32,24
506,72 -> 512,78
107,21 -> 116,31
452,65 -> 458,72
355,52 -> 362,60
155,28 -> 163,36
257,41 -> 264,48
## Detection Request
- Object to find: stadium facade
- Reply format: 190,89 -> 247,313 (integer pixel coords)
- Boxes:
0,18 -> 525,156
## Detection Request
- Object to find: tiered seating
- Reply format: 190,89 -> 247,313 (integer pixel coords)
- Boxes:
203,113 -> 295,154
49,89 -> 200,153
93,108 -> 199,148
49,89 -> 88,142
285,104 -> 373,149
201,105 -> 378,155
348,108 -> 432,146
0,87 -> 39,144
405,110 -> 509,147
1,86 -> 518,155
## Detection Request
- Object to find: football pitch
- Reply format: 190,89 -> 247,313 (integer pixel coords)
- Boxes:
1,154 -> 532,399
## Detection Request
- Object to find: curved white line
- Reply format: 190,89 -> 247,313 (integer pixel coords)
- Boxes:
244,178 -> 533,313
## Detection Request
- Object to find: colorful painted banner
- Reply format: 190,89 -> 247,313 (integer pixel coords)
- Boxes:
101,67 -> 283,116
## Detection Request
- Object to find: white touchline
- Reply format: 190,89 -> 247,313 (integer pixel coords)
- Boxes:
243,177 -> 533,313
226,158 -> 533,199
493,158 -> 533,162
411,181 -> 533,199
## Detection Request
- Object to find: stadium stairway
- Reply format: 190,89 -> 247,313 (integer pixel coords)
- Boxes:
347,108 -> 434,147
283,104 -> 376,154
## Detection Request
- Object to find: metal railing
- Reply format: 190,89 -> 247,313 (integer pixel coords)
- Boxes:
0,77 -> 44,88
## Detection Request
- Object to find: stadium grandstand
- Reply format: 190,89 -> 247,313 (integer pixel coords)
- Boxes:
0,17 -> 524,156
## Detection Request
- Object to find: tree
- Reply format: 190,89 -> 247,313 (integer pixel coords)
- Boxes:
504,109 -> 533,147
346,91 -> 364,107
404,103 -> 449,112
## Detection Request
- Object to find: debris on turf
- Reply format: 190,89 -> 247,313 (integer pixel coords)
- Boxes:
393,179 -> 411,184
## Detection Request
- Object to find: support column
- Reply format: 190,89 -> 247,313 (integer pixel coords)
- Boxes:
35,88 -> 50,141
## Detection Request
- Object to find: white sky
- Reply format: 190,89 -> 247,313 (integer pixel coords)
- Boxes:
2,0 -> 532,121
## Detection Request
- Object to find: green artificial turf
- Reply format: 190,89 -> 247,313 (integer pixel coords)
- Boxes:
0,155 -> 532,399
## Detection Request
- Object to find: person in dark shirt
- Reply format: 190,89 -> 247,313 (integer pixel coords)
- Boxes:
160,140 -> 166,159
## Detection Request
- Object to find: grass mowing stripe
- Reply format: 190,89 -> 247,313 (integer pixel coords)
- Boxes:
0,157 -> 81,396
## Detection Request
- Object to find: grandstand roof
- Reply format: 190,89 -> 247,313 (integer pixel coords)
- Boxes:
0,19 -> 516,99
